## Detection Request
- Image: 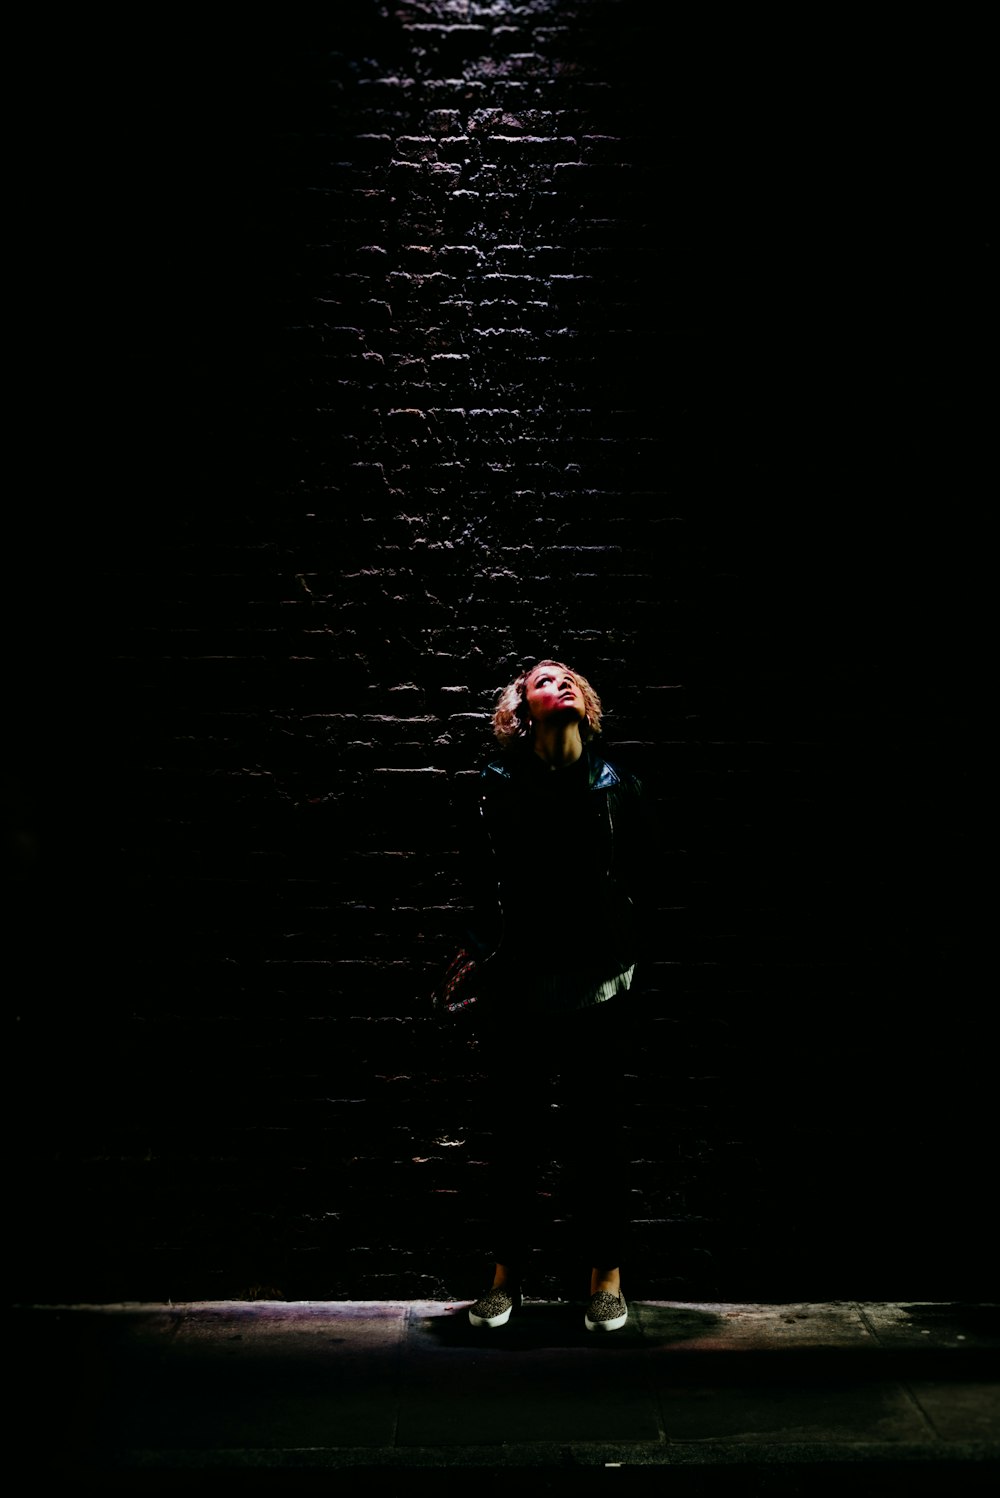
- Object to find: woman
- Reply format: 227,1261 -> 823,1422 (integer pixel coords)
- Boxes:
454,658 -> 650,1332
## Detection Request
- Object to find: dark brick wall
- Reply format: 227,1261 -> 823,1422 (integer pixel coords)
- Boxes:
11,5 -> 990,1303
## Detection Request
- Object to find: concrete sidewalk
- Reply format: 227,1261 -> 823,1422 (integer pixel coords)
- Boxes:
10,1300 -> 999,1492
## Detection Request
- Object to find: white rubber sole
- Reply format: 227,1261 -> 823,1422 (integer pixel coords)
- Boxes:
468,1305 -> 513,1328
585,1299 -> 628,1332
468,1295 -> 518,1328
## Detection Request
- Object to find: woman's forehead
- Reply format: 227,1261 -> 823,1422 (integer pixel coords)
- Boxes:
528,660 -> 573,681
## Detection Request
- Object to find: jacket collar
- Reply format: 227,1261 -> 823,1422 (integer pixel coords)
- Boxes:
484,743 -> 619,790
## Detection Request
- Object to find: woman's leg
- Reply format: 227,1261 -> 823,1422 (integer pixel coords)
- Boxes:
558,1000 -> 635,1296
475,1020 -> 560,1288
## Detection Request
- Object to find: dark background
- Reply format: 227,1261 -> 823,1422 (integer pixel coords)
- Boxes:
9,3 -> 990,1303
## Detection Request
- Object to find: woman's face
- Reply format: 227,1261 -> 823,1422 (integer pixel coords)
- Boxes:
524,663 -> 586,728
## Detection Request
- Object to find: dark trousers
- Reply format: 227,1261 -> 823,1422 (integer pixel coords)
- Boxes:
476,1000 -> 634,1274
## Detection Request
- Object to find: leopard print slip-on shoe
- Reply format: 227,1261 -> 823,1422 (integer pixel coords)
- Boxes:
468,1285 -> 522,1328
584,1290 -> 628,1331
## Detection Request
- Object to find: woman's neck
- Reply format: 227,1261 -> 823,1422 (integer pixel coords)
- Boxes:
531,722 -> 585,768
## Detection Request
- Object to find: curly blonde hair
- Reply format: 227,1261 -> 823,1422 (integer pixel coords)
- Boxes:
491,659 -> 603,750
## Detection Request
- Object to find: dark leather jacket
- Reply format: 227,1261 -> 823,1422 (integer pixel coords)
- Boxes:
459,741 -> 651,991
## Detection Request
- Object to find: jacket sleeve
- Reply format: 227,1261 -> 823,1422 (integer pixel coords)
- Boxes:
617,769 -> 661,964
454,771 -> 502,962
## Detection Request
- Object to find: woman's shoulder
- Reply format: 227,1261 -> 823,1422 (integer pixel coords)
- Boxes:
474,755 -> 516,805
479,755 -> 512,783
477,746 -> 552,806
590,745 -> 644,794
